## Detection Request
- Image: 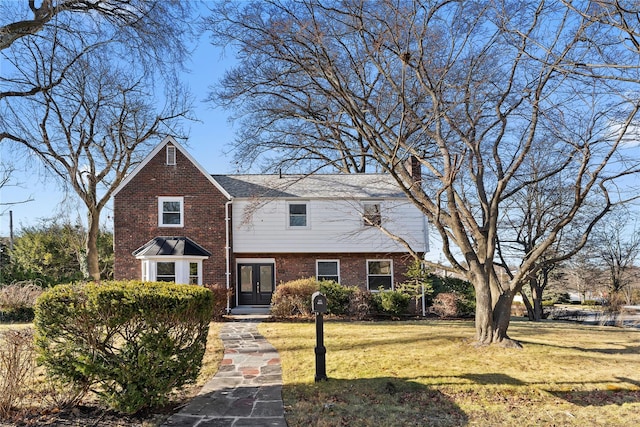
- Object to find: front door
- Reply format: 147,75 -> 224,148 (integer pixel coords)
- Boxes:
238,263 -> 274,305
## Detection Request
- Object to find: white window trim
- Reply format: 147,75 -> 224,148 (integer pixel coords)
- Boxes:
158,196 -> 184,227
366,259 -> 394,291
166,145 -> 176,165
139,257 -> 206,285
286,201 -> 310,229
316,259 -> 340,283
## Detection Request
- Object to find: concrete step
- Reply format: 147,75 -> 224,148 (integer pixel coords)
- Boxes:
230,305 -> 271,315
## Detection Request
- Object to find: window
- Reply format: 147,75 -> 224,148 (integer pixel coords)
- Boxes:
166,145 -> 176,165
363,202 -> 381,226
288,202 -> 308,227
138,259 -> 205,284
367,260 -> 393,291
156,262 -> 176,282
189,262 -> 199,285
317,260 -> 340,282
158,196 -> 184,227
141,261 -> 149,282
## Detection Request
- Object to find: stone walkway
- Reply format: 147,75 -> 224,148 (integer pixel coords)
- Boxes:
162,320 -> 287,427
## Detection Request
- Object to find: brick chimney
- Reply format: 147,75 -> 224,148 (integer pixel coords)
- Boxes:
406,155 -> 422,183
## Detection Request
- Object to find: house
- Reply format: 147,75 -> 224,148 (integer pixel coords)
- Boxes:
113,136 -> 428,311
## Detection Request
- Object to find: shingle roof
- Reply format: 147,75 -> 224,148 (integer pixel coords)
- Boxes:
211,174 -> 406,199
133,237 -> 212,257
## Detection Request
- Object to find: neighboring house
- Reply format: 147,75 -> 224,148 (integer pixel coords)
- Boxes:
113,136 -> 428,311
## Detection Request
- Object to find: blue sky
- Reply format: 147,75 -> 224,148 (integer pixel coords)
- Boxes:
0,32 -> 238,237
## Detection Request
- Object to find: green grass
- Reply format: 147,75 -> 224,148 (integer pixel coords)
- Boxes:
260,319 -> 640,427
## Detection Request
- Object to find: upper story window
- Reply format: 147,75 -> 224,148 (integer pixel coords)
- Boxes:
166,145 -> 176,165
367,260 -> 393,291
363,202 -> 382,226
288,202 -> 308,227
158,196 -> 184,227
317,260 -> 340,283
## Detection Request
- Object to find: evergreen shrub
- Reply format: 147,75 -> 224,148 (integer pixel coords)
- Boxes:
371,289 -> 411,317
34,281 -> 214,414
318,280 -> 354,315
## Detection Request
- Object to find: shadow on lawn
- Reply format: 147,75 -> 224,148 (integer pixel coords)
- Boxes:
549,388 -> 640,407
517,338 -> 640,355
283,377 -> 468,427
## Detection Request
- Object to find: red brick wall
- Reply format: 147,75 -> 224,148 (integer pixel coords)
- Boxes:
234,252 -> 417,290
114,143 -> 230,285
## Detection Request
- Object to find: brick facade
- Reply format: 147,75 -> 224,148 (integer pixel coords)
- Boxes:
114,143 -> 229,286
114,138 -> 424,307
234,252 -> 417,290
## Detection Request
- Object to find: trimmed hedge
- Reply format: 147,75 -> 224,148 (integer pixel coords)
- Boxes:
34,281 -> 214,414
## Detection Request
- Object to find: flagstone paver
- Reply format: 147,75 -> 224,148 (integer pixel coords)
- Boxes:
162,319 -> 286,427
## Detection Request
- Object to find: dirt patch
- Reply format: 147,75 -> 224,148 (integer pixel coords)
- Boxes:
0,402 -> 183,427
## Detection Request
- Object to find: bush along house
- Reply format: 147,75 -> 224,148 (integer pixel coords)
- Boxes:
113,136 -> 429,313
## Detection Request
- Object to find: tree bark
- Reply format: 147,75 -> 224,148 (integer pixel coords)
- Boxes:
86,209 -> 101,281
492,292 -> 522,348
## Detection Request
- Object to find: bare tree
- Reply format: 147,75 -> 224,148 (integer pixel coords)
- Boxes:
205,0 -> 640,346
0,164 -> 34,208
1,1 -> 194,280
1,1 -> 193,100
1,42 -> 190,280
592,210 -> 640,306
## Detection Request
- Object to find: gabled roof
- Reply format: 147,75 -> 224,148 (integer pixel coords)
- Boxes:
112,136 -> 232,199
133,236 -> 212,258
212,174 -> 406,199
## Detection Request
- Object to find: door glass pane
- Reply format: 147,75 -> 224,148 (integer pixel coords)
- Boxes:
240,265 -> 253,293
259,265 -> 273,292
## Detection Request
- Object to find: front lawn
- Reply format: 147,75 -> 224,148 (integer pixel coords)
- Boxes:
261,319 -> 640,427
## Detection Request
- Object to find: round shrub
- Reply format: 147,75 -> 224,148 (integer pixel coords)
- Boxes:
372,289 -> 411,317
318,281 -> 354,315
34,281 -> 214,414
270,277 -> 318,318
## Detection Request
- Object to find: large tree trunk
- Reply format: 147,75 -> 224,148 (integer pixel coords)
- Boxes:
524,276 -> 544,322
521,293 -> 535,320
475,283 -> 494,345
86,209 -> 101,281
492,291 -> 522,348
473,270 -> 523,348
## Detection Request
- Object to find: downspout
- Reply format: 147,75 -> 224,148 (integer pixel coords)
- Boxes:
422,214 -> 429,254
422,214 -> 429,317
225,199 -> 233,314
